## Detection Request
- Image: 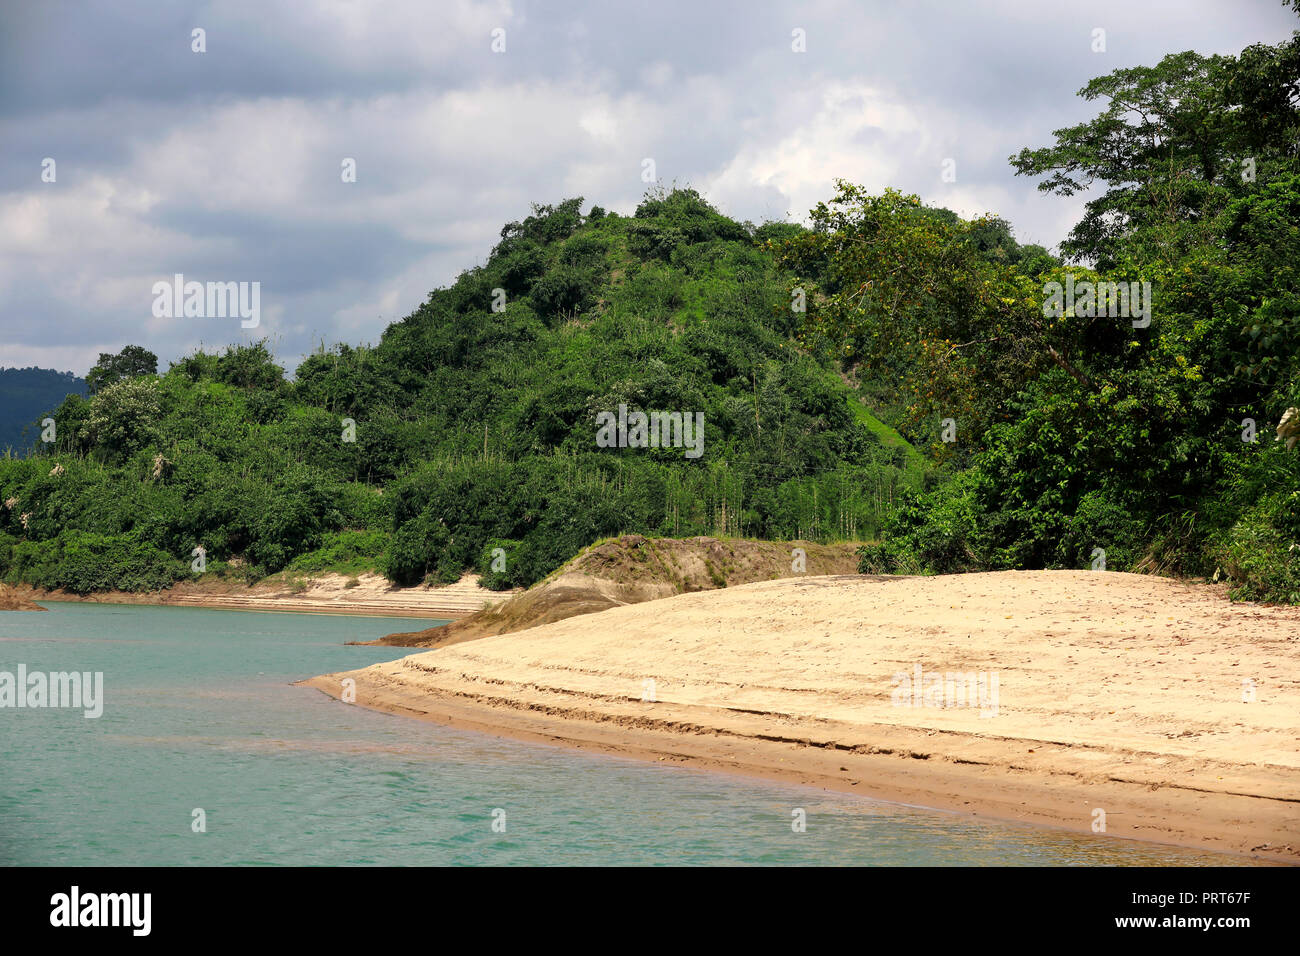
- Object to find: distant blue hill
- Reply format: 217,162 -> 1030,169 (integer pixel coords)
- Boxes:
0,367 -> 87,456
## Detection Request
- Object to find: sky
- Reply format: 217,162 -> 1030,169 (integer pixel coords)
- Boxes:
2,0 -> 1296,377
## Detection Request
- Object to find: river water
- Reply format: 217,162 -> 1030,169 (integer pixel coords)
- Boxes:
0,602 -> 1246,866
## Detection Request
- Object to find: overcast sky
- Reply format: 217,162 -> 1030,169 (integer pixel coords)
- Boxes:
2,0 -> 1296,377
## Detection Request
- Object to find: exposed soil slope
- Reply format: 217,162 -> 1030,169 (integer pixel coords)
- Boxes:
24,572 -> 503,618
372,535 -> 861,647
0,583 -> 46,611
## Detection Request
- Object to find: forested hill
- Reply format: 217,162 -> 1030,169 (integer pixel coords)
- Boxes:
0,189 -> 938,595
4,16 -> 1297,604
0,367 -> 86,455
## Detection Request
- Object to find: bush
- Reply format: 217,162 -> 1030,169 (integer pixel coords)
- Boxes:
529,264 -> 599,319
1055,489 -> 1148,571
286,529 -> 389,576
381,512 -> 447,586
857,540 -> 911,575
4,530 -> 182,593
430,550 -> 463,585
84,378 -> 161,462
335,483 -> 391,531
478,538 -> 524,590
1215,490 -> 1300,603
858,477 -> 978,575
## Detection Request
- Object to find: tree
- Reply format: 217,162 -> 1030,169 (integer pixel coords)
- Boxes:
84,377 -> 161,461
215,341 -> 285,390
1009,33 -> 1299,270
775,184 -> 1064,453
852,12 -> 1300,589
86,346 -> 158,394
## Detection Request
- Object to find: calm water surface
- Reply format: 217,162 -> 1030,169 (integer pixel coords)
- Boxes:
0,602 -> 1249,866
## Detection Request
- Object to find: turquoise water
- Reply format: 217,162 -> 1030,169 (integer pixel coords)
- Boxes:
0,602 -> 1248,866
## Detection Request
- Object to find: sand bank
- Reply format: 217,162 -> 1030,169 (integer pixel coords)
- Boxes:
305,570 -> 1300,862
31,572 -> 505,618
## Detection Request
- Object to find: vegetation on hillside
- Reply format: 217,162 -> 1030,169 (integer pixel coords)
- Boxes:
0,192 -> 924,595
786,26 -> 1299,602
4,8 -> 1296,604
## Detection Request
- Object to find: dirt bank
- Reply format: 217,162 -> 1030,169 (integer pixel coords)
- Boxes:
0,583 -> 46,611
373,534 -> 861,646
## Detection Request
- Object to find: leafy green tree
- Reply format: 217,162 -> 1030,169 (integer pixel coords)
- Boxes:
1010,40 -> 1299,270
84,377 -> 161,462
851,14 -> 1300,594
776,183 -> 1066,456
86,345 -> 158,394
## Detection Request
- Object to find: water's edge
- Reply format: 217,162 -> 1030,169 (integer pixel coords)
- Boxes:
0,602 -> 1252,866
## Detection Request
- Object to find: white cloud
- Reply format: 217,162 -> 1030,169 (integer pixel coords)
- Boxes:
703,80 -> 931,222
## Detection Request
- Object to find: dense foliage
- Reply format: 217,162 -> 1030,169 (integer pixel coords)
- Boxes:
6,10 -> 1296,603
833,22 -> 1300,601
0,191 -> 923,593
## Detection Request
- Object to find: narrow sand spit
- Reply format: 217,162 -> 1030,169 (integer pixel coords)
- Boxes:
305,570 -> 1300,861
32,573 -> 504,618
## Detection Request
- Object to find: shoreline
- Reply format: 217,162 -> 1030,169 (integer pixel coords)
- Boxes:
20,572 -> 508,620
37,597 -> 456,619
303,571 -> 1300,864
300,670 -> 1292,864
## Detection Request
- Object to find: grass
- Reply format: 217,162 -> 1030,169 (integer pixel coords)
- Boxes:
847,396 -> 930,476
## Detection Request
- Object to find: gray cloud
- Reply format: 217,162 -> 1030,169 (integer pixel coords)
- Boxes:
1,0 -> 1295,375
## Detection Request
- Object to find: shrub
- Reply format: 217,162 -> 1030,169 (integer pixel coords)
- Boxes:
858,476 -> 979,575
1215,490 -> 1300,603
381,512 -> 447,586
84,378 -> 161,462
5,530 -> 182,593
286,529 -> 389,576
1055,489 -> 1148,571
529,264 -> 599,319
478,538 -> 524,590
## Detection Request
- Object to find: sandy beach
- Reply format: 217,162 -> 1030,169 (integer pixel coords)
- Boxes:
306,570 -> 1300,862
25,573 -> 506,618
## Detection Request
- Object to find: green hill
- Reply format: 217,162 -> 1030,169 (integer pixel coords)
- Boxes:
0,189 -> 927,595
0,367 -> 86,456
7,18 -> 1298,605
